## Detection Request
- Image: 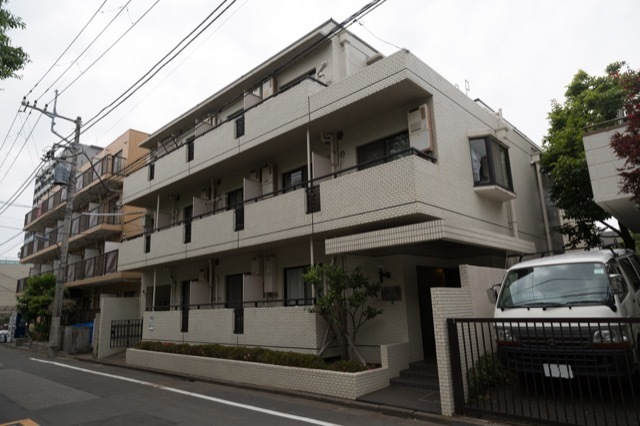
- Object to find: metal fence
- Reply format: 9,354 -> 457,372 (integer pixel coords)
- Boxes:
110,319 -> 143,348
448,318 -> 640,425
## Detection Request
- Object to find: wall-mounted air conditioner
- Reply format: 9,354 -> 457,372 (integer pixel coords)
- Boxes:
408,104 -> 433,152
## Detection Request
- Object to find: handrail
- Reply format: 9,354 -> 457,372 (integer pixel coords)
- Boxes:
145,297 -> 316,311
122,148 -> 436,242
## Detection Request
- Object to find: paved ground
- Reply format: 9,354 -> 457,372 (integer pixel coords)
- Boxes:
4,342 -> 509,425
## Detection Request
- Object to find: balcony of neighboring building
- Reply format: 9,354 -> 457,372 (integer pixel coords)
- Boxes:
17,247 -> 139,292
24,154 -> 127,231
118,150 -> 438,271
20,203 -> 123,264
583,119 -> 640,232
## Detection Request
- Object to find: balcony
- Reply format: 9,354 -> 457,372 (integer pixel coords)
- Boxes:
118,150 -> 437,271
24,155 -> 125,230
20,204 -> 122,264
123,78 -> 327,206
65,249 -> 141,288
16,250 -> 140,292
583,120 -> 640,232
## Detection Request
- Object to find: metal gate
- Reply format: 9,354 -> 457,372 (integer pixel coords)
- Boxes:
448,318 -> 640,425
110,319 -> 143,348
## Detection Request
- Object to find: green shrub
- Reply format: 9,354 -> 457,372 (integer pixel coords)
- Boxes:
466,354 -> 512,401
136,341 -> 370,372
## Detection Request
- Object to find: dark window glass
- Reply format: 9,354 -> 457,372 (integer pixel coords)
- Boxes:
226,188 -> 243,210
226,274 -> 243,308
285,266 -> 312,306
186,138 -> 194,162
148,163 -> 155,181
283,166 -> 307,192
357,132 -> 410,170
469,138 -> 513,191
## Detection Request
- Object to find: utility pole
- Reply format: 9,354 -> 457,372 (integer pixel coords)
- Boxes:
22,91 -> 81,358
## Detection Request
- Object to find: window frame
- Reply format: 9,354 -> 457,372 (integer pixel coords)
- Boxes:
284,265 -> 312,306
186,137 -> 194,162
282,166 -> 308,193
469,137 -> 513,192
356,131 -> 410,170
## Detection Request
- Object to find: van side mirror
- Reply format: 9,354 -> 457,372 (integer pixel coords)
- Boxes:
609,274 -> 625,295
486,283 -> 501,304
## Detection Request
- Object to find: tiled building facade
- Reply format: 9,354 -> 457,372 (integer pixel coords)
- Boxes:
119,20 -> 561,368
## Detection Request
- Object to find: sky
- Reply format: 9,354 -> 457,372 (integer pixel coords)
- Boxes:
0,0 -> 638,260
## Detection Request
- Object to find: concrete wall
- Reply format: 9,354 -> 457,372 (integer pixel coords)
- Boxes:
431,264 -> 504,416
96,296 -> 140,359
127,340 -> 412,400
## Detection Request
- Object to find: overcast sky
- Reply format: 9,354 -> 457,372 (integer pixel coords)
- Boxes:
0,0 -> 638,260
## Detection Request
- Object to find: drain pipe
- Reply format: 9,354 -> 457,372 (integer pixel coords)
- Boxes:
532,153 -> 553,251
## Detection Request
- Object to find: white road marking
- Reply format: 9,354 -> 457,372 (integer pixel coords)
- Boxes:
31,358 -> 341,426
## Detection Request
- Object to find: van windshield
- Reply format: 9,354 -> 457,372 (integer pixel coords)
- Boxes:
497,262 -> 612,309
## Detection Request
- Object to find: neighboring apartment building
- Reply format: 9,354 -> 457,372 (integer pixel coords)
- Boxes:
0,260 -> 30,319
119,20 -> 561,367
583,119 -> 640,233
19,130 -> 148,340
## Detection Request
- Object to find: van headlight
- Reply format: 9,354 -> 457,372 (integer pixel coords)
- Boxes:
593,327 -> 631,347
496,327 -> 517,344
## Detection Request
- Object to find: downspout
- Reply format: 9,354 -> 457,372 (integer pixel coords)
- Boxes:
508,200 -> 519,239
152,267 -> 157,312
532,153 -> 553,251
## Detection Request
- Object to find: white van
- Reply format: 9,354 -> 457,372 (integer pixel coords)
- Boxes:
491,249 -> 640,378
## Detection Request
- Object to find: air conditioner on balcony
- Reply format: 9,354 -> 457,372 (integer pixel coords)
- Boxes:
408,104 -> 433,152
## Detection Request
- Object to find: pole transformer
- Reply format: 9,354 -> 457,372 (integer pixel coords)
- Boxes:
22,91 -> 81,358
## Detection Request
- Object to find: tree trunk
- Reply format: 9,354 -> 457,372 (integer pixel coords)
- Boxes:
619,223 -> 636,250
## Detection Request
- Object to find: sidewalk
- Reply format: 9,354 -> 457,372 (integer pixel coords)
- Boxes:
66,349 -> 506,425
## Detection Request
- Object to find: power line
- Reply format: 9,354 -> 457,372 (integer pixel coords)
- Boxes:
82,0 -> 237,132
36,0 -> 134,103
24,0 -> 108,100
57,0 -> 161,98
0,114 -> 43,185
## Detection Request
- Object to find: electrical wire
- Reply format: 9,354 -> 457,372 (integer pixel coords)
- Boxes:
57,0 -> 161,98
81,0 -> 237,132
0,114 -> 43,185
24,0 -> 108,100
36,0 -> 133,103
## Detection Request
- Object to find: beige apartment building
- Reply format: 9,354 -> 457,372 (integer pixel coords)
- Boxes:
119,20 -> 561,368
19,129 -> 148,354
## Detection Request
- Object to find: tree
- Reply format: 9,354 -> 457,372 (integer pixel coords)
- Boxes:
611,68 -> 640,204
303,264 -> 382,365
16,273 -> 73,340
541,62 -> 636,250
0,0 -> 29,81
16,273 -> 57,340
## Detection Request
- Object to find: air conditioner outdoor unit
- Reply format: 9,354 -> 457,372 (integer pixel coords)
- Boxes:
408,104 -> 433,151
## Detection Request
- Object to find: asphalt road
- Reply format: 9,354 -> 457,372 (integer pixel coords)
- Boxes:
0,345 -> 430,426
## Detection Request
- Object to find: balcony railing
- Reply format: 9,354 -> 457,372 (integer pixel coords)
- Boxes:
24,155 -> 126,228
20,205 -> 121,260
146,297 -> 316,311
123,148 -> 437,258
66,250 -> 119,282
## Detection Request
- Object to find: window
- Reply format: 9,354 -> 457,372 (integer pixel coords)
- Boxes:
148,163 -> 155,181
357,131 -> 410,170
618,257 -> 640,292
282,166 -> 307,192
285,266 -> 312,306
226,188 -> 243,210
469,138 -> 513,191
183,205 -> 192,243
112,150 -> 123,174
226,274 -> 243,309
186,137 -> 194,162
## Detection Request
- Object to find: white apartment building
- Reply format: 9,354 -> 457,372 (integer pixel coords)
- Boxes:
119,20 -> 561,367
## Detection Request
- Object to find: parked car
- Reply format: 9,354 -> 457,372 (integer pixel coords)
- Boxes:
489,249 -> 640,378
0,329 -> 9,343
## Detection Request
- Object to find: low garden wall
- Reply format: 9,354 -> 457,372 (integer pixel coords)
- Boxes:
126,341 -> 413,400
